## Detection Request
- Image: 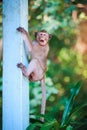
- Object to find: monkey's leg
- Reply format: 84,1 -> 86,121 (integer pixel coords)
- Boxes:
26,60 -> 36,76
17,61 -> 37,80
40,78 -> 46,122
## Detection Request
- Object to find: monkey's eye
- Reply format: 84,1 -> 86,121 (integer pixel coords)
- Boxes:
39,33 -> 46,37
40,33 -> 43,36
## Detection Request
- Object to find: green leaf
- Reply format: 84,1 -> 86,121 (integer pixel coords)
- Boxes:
70,80 -> 82,99
30,114 -> 50,122
61,80 -> 82,127
40,119 -> 59,130
65,5 -> 76,14
70,103 -> 87,118
30,113 -> 56,123
26,122 -> 41,130
66,125 -> 73,130
64,0 -> 71,3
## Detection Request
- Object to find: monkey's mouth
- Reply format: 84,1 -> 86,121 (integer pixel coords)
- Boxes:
40,39 -> 44,42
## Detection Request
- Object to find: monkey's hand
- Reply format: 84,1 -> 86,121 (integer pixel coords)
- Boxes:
17,63 -> 25,69
17,27 -> 28,35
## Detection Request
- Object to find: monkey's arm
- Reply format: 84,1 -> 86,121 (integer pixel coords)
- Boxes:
17,27 -> 33,52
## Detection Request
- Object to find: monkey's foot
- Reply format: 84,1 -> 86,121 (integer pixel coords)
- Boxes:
17,63 -> 24,69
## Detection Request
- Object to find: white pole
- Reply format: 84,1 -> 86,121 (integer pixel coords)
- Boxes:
3,0 -> 29,130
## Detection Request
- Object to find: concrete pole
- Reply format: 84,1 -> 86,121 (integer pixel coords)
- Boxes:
3,0 -> 29,130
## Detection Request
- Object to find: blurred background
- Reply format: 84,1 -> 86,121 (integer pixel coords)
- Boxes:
0,0 -> 87,130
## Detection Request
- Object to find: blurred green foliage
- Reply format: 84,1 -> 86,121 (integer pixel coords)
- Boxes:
28,0 -> 87,129
27,81 -> 87,130
28,0 -> 87,114
0,0 -> 87,130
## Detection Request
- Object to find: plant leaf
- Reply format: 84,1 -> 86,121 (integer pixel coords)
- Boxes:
66,125 -> 73,130
70,103 -> 87,118
61,80 -> 82,127
26,122 -> 41,130
40,119 -> 59,130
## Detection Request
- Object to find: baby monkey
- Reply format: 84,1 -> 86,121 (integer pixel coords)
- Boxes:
17,27 -> 51,121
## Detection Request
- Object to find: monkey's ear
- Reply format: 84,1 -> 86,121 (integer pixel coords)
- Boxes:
49,34 -> 52,40
35,32 -> 38,38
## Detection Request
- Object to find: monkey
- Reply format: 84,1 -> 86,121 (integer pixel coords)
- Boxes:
16,27 -> 51,122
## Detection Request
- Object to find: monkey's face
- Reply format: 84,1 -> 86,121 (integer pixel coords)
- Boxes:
36,32 -> 50,46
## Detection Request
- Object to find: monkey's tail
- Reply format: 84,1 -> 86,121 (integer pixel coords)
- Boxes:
41,78 -> 46,122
